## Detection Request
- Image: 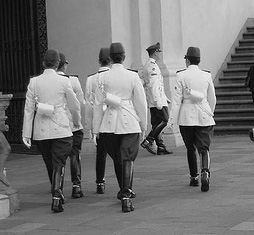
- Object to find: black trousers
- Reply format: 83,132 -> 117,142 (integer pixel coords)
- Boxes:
147,106 -> 169,147
35,137 -> 73,184
70,130 -> 83,156
95,136 -> 107,184
70,130 -> 84,186
179,125 -> 213,177
100,133 -> 140,190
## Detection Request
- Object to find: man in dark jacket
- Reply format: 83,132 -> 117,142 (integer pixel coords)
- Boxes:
245,65 -> 254,105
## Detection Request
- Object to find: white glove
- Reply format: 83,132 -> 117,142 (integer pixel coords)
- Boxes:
141,131 -> 146,140
155,101 -> 163,110
93,134 -> 97,146
22,137 -> 31,149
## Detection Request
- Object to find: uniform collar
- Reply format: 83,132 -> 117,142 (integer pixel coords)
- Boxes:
187,65 -> 199,70
43,69 -> 58,74
99,67 -> 110,72
149,58 -> 156,63
57,71 -> 65,75
111,64 -> 124,69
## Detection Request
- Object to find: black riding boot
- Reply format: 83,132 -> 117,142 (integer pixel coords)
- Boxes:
95,141 -> 107,194
70,154 -> 83,198
156,132 -> 173,155
117,161 -> 136,200
51,166 -> 65,213
200,150 -> 210,192
187,149 -> 199,186
121,160 -> 135,213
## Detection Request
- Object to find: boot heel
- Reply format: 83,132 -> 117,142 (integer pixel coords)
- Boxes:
201,171 -> 210,192
51,197 -> 64,213
121,198 -> 134,213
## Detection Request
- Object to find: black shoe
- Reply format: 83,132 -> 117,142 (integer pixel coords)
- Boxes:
51,197 -> 64,213
201,171 -> 210,192
96,183 -> 105,194
121,197 -> 134,213
72,185 -> 84,198
117,189 -> 136,200
189,176 -> 199,187
140,140 -> 156,155
157,147 -> 173,155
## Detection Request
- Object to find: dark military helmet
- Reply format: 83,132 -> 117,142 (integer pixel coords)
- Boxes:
58,52 -> 69,69
99,48 -> 110,59
44,49 -> 60,62
110,42 -> 125,54
184,47 -> 200,59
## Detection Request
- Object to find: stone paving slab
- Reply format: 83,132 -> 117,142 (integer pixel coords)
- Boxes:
0,135 -> 253,234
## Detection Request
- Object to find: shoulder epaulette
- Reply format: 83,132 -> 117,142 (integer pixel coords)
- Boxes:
127,68 -> 138,73
59,74 -> 70,78
202,69 -> 211,73
98,69 -> 109,74
176,69 -> 186,73
68,74 -> 79,78
87,72 -> 97,77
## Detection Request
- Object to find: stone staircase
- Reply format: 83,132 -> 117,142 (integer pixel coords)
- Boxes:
214,20 -> 254,135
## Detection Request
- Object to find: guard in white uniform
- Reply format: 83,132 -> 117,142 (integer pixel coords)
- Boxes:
22,49 -> 81,212
57,52 -> 86,198
85,48 -> 110,194
170,47 -> 216,192
140,42 -> 173,155
93,42 -> 147,212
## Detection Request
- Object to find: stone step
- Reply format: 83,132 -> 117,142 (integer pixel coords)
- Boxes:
214,116 -> 254,126
214,125 -> 252,135
216,91 -> 252,100
223,68 -> 249,76
239,39 -> 254,47
215,99 -> 253,109
247,26 -> 254,32
218,75 -> 245,84
231,53 -> 254,61
214,108 -> 254,117
243,32 -> 254,39
227,60 -> 253,69
235,46 -> 254,54
215,83 -> 248,92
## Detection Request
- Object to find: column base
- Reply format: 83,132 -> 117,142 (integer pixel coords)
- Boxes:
162,125 -> 184,148
163,132 -> 184,148
0,186 -> 20,217
0,194 -> 9,220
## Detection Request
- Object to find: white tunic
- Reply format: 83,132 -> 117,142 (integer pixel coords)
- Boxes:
171,65 -> 216,126
57,71 -> 86,132
93,64 -> 147,134
142,58 -> 169,108
84,67 -> 110,130
22,69 -> 81,140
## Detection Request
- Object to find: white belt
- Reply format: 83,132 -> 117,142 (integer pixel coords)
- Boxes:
121,99 -> 132,105
182,98 -> 207,104
182,98 -> 213,117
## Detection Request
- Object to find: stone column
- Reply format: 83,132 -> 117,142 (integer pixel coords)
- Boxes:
158,0 -> 185,148
0,92 -> 20,216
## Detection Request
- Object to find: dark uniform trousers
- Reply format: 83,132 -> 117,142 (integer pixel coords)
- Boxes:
179,125 -> 213,177
70,129 -> 84,186
95,136 -> 107,184
147,106 -> 169,147
35,136 -> 73,197
100,133 -> 139,196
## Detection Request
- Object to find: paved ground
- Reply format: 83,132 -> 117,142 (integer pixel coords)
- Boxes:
0,135 -> 254,235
